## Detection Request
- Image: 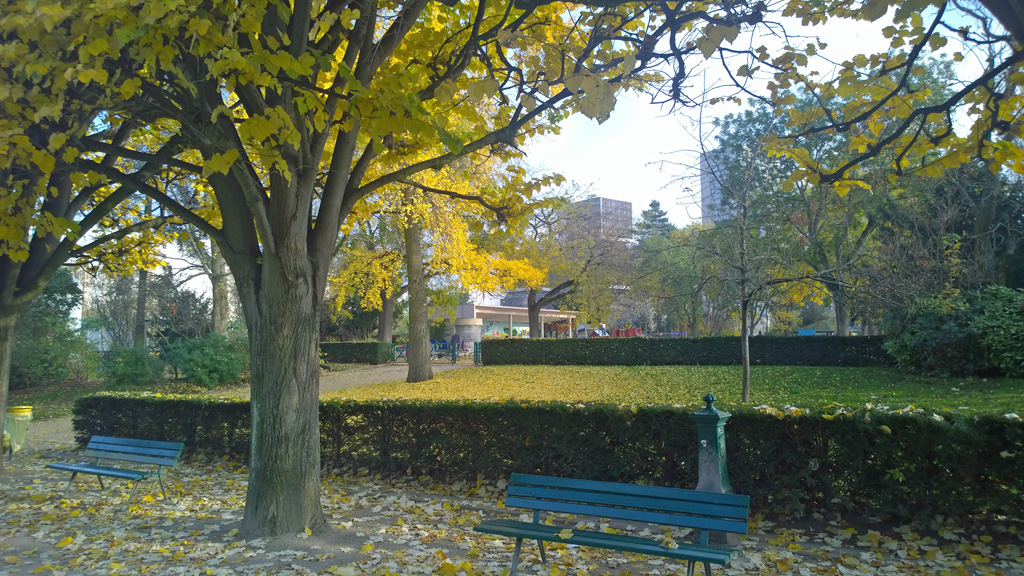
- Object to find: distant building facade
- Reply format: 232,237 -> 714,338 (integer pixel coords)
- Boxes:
573,197 -> 632,240
699,150 -> 731,225
500,288 -> 559,309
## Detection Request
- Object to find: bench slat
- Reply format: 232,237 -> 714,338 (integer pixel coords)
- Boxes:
88,438 -> 183,457
82,449 -> 180,467
475,518 -> 737,564
509,473 -> 749,508
89,436 -> 184,451
87,443 -> 182,458
508,484 -> 749,521
504,495 -> 748,535
47,462 -> 148,481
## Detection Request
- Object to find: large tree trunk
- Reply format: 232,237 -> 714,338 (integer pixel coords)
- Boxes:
236,255 -> 327,537
0,313 -> 18,473
211,245 -> 229,336
404,216 -> 432,383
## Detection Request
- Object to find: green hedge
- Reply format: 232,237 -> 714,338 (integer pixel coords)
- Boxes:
319,341 -> 391,364
73,394 -> 1022,521
481,336 -> 892,366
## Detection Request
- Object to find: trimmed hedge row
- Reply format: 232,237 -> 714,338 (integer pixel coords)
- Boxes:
481,336 -> 892,366
320,341 -> 391,364
72,394 -> 1023,521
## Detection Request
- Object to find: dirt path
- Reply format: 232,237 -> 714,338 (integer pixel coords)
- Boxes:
216,361 -> 473,398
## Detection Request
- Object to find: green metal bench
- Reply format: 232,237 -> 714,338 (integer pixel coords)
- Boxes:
47,436 -> 184,510
474,473 -> 750,576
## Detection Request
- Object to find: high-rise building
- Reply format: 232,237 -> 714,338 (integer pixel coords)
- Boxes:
699,150 -> 731,225
573,197 -> 632,240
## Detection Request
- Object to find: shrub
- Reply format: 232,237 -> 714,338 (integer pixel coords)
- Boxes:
482,336 -> 892,367
167,334 -> 248,388
972,286 -> 1024,377
73,394 -> 1024,522
319,341 -> 391,364
11,268 -> 98,389
884,286 -> 1024,377
101,347 -> 166,388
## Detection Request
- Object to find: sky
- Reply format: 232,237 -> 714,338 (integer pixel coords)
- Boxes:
524,91 -> 707,228
519,8 -> 939,230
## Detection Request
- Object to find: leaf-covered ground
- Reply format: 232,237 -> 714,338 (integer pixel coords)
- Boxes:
2,446 -> 1023,576
326,366 -> 1024,415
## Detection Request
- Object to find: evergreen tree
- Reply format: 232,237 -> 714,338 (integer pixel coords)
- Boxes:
637,200 -> 675,239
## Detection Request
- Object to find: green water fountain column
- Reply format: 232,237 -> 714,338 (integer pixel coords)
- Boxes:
689,393 -> 733,494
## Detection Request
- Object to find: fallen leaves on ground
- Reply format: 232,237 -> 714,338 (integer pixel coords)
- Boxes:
1,451 -> 1022,575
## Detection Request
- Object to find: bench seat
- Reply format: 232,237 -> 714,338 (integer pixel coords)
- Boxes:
474,518 -> 739,565
474,473 -> 749,576
46,462 -> 151,482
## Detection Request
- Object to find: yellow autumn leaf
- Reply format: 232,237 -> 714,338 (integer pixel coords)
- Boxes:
361,543 -> 374,552
55,536 -> 73,548
557,528 -> 574,539
5,556 -> 19,563
47,133 -> 67,152
226,528 -> 239,538
77,68 -> 109,84
203,149 -> 240,177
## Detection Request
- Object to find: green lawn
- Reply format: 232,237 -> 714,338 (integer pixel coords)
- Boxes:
327,365 -> 1024,415
16,365 -> 1024,421
7,380 -> 109,420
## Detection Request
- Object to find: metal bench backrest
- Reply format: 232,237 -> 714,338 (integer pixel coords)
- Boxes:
83,436 -> 184,467
505,473 -> 749,537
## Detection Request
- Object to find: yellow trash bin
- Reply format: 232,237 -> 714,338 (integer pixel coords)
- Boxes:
4,406 -> 32,456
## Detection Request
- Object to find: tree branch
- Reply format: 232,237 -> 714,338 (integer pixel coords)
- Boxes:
398,178 -> 511,221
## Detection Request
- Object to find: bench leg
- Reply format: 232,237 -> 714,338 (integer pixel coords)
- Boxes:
96,475 -> 105,490
510,537 -> 523,576
124,479 -> 145,512
157,476 -> 176,504
60,472 -> 79,497
537,540 -> 547,564
686,561 -> 713,576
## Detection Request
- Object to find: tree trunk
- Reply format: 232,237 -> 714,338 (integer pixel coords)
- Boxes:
527,289 -> 542,338
237,257 -> 327,537
0,313 -> 19,473
740,296 -> 751,404
834,299 -> 849,336
211,245 -> 229,336
977,0 -> 1024,46
404,216 -> 432,383
377,289 -> 395,343
828,282 -> 850,337
133,269 -> 148,348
